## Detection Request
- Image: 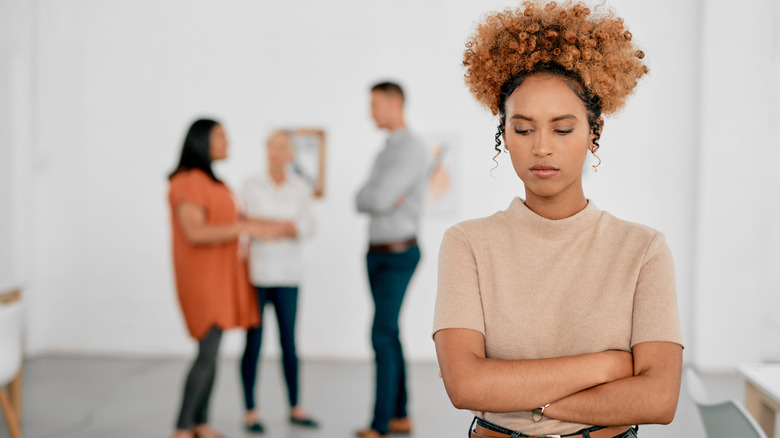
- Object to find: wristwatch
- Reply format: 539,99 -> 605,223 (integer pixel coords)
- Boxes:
533,403 -> 551,422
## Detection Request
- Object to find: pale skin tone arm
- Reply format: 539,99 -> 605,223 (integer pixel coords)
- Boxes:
176,201 -> 287,245
434,328 -> 682,424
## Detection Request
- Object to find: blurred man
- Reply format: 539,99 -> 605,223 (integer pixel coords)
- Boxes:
355,82 -> 429,438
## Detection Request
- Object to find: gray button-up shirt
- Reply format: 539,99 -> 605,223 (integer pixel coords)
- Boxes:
356,128 -> 429,244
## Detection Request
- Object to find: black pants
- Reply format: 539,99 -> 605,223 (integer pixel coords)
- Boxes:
241,286 -> 300,410
176,326 -> 222,430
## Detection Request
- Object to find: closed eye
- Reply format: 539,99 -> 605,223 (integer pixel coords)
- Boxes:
554,129 -> 573,135
514,129 -> 533,135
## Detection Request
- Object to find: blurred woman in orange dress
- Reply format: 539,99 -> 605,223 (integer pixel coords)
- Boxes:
168,118 -> 284,438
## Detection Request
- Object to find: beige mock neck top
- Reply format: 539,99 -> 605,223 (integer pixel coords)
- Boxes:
434,198 -> 683,435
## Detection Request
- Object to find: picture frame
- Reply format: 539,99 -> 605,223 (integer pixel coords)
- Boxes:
289,128 -> 326,198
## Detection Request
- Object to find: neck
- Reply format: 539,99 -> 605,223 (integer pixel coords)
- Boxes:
524,188 -> 588,220
269,167 -> 285,185
385,117 -> 406,133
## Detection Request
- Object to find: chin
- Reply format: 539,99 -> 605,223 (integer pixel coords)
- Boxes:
524,184 -> 565,199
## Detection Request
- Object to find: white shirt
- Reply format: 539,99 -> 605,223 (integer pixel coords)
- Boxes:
241,171 -> 314,287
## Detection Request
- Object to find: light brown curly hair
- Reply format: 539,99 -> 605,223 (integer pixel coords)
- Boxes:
463,0 -> 648,117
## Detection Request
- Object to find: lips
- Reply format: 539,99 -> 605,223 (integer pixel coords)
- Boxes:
529,164 -> 559,178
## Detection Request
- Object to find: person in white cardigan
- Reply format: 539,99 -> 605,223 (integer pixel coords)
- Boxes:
239,130 -> 317,434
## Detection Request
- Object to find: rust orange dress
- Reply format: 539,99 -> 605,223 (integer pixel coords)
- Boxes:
168,169 -> 259,340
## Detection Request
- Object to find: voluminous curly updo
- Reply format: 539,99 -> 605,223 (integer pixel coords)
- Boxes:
463,0 -> 648,119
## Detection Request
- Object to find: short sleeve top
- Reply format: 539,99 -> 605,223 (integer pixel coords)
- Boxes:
168,169 -> 259,339
433,198 -> 683,435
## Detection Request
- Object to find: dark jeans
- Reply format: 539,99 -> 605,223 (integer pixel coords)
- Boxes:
176,326 -> 222,430
366,245 -> 420,435
241,286 -> 300,410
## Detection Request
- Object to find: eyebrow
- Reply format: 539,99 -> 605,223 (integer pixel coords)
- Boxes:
510,114 -> 578,122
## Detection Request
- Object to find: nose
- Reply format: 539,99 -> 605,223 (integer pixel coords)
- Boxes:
532,131 -> 553,157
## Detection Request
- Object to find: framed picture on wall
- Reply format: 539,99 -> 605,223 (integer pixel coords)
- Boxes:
289,129 -> 326,198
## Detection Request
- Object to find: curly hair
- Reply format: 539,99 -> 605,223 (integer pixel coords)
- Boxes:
463,0 -> 648,118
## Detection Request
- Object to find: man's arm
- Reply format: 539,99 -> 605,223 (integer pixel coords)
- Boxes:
542,341 -> 683,425
434,328 -> 634,412
356,145 -> 426,214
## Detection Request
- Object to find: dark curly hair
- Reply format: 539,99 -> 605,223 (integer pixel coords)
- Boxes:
463,1 -> 648,158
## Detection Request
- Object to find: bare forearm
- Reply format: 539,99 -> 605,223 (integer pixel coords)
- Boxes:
544,343 -> 683,425
544,372 -> 679,425
184,222 -> 244,245
445,354 -> 626,412
176,202 -> 244,245
245,217 -> 296,240
435,330 -> 632,413
245,217 -> 279,226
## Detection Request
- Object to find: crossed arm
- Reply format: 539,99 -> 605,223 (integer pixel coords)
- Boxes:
356,144 -> 426,214
434,328 -> 682,425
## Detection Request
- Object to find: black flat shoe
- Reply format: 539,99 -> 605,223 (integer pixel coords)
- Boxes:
290,416 -> 319,428
245,421 -> 265,433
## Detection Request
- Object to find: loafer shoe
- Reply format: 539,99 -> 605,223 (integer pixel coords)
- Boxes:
355,428 -> 389,438
290,415 -> 319,428
389,417 -> 413,434
245,421 -> 264,434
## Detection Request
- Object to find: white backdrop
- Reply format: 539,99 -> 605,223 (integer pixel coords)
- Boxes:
2,0 -> 776,369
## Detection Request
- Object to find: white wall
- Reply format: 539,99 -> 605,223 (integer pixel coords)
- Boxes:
0,0 -> 34,295
692,0 -> 780,371
5,0 -> 714,363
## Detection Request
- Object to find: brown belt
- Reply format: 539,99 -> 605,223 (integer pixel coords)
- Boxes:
471,424 -> 632,438
368,237 -> 417,253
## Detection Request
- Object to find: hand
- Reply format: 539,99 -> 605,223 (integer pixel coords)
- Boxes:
394,194 -> 406,206
244,220 -> 287,241
280,220 -> 297,238
601,350 -> 634,383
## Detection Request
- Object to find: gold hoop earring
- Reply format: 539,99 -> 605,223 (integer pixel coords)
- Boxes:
591,149 -> 601,172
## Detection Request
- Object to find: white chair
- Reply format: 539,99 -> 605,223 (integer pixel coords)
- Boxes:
0,301 -> 24,438
685,367 -> 767,438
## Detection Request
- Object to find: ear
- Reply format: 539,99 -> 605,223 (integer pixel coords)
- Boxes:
393,95 -> 405,111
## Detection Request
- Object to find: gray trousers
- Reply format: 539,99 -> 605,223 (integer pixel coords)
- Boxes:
176,326 -> 222,430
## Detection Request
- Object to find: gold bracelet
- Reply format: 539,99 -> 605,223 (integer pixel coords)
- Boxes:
532,403 -> 551,422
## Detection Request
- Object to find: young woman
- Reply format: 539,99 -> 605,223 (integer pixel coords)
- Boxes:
433,2 -> 684,438
240,131 -> 318,433
168,119 -> 278,438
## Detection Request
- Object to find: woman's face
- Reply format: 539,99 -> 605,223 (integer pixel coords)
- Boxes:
503,75 -> 595,204
209,124 -> 229,161
266,132 -> 294,170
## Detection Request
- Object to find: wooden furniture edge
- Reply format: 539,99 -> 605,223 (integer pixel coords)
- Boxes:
0,289 -> 21,304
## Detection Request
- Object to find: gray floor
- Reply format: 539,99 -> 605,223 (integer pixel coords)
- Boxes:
0,356 -> 746,438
